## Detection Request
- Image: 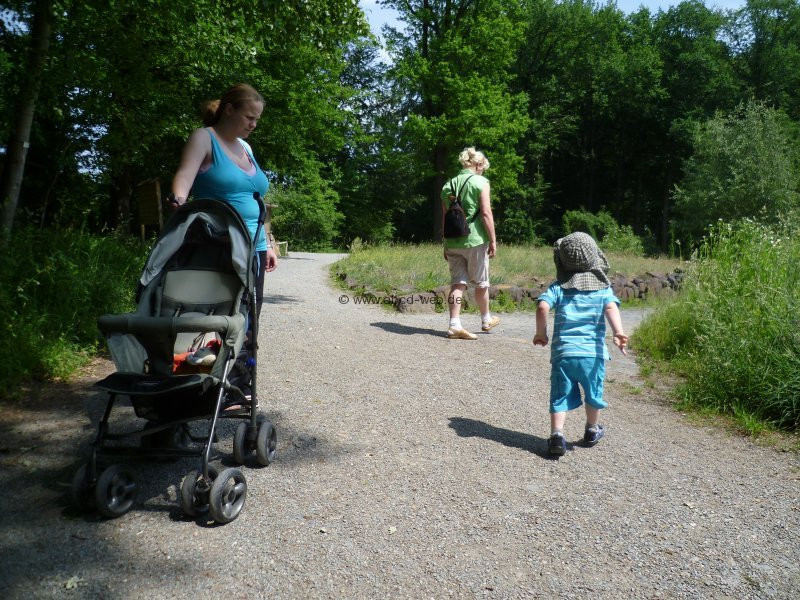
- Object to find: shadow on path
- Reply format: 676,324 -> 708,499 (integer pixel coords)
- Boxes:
371,322 -> 443,337
448,416 -> 560,460
263,293 -> 302,305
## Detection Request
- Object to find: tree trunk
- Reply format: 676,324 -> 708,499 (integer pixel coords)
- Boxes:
660,159 -> 673,253
111,167 -> 134,233
433,145 -> 447,241
0,0 -> 53,236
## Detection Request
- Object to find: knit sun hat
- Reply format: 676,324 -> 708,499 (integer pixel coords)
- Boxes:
553,231 -> 611,291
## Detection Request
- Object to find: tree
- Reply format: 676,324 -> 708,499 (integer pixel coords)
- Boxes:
672,100 -> 800,243
0,0 -> 52,236
727,0 -> 800,120
2,0 -> 369,240
382,0 -> 530,240
650,0 -> 742,248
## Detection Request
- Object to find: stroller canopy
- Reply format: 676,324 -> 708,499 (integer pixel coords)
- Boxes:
140,199 -> 255,291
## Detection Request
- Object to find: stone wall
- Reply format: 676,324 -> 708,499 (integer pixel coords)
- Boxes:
338,270 -> 684,313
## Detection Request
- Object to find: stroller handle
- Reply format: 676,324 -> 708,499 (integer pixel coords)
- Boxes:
253,192 -> 266,227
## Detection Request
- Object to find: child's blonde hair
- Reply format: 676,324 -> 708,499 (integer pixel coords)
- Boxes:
458,147 -> 490,171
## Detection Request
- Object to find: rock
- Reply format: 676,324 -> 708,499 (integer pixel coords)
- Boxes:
508,286 -> 526,303
395,293 -> 439,314
488,284 -> 513,300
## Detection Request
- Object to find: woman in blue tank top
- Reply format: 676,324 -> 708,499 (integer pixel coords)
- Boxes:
170,83 -> 277,314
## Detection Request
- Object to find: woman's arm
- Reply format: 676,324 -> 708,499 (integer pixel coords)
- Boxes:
170,128 -> 211,206
479,181 -> 497,257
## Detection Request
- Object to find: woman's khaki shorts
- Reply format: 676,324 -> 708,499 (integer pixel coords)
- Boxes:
445,243 -> 490,288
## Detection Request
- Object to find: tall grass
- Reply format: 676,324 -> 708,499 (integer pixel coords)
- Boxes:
634,220 -> 800,430
0,226 -> 149,396
333,242 -> 681,292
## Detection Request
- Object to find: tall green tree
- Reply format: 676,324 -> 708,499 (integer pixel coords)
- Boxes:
650,0 -> 741,247
727,0 -> 800,120
516,1 -> 664,240
382,0 -> 530,241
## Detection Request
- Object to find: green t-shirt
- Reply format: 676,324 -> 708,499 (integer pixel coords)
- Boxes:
441,168 -> 490,249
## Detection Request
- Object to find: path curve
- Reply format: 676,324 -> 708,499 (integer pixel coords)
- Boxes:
0,252 -> 797,598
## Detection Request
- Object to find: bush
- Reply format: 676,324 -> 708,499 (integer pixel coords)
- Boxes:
563,208 -> 649,255
498,203 -> 539,245
672,100 -> 800,245
270,181 -> 342,252
634,219 -> 800,430
562,208 -> 619,241
0,226 -> 148,396
601,224 -> 645,255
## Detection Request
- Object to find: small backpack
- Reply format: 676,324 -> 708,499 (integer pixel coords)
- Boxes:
443,174 -> 476,239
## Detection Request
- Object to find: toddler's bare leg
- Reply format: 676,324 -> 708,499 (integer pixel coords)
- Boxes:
585,406 -> 600,427
550,411 -> 566,433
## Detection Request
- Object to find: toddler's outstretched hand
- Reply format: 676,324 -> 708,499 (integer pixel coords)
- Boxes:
532,333 -> 548,347
614,333 -> 628,355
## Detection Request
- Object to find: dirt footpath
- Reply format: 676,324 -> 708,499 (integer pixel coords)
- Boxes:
1,252 -> 798,599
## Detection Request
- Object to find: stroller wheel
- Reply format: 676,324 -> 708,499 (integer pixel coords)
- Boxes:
232,421 -> 251,465
70,463 -> 94,511
256,419 -> 277,466
180,465 -> 219,517
94,465 -> 137,518
209,468 -> 247,524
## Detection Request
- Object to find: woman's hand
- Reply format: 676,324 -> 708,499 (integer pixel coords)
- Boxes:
265,247 -> 278,272
164,194 -> 185,213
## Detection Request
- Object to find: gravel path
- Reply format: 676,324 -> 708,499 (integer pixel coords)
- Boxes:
1,251 -> 798,599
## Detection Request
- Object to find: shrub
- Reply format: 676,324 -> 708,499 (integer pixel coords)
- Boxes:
672,100 -> 800,245
0,226 -> 147,395
601,224 -> 645,255
634,219 -> 800,430
562,208 -> 619,241
270,179 -> 342,252
563,208 -> 648,255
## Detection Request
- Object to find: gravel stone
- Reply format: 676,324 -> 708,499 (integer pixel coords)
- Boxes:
0,252 -> 798,599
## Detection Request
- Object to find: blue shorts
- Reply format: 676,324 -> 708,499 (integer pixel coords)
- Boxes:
549,357 -> 607,413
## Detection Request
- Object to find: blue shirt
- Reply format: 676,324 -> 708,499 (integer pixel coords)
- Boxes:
537,283 -> 620,363
192,129 -> 270,251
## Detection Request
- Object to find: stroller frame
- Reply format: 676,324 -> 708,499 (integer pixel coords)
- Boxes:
71,197 -> 276,524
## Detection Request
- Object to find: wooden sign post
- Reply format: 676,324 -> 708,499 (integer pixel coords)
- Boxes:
136,179 -> 162,240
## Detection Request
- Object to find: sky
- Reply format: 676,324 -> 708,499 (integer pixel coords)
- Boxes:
360,0 -> 747,40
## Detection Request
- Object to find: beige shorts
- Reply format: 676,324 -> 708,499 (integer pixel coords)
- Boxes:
446,243 -> 490,288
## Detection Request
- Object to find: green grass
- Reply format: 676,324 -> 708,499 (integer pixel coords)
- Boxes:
633,219 -> 800,432
0,226 -> 149,398
332,242 -> 682,295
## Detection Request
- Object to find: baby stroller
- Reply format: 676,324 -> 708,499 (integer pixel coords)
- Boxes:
70,196 -> 277,524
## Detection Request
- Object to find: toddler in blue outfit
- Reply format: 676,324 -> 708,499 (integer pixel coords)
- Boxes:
533,232 -> 628,456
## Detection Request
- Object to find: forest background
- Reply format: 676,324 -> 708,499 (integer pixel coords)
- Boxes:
2,0 -> 799,251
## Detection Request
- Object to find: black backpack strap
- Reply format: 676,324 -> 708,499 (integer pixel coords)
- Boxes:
455,174 -> 483,222
455,174 -> 474,203
447,177 -> 458,208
